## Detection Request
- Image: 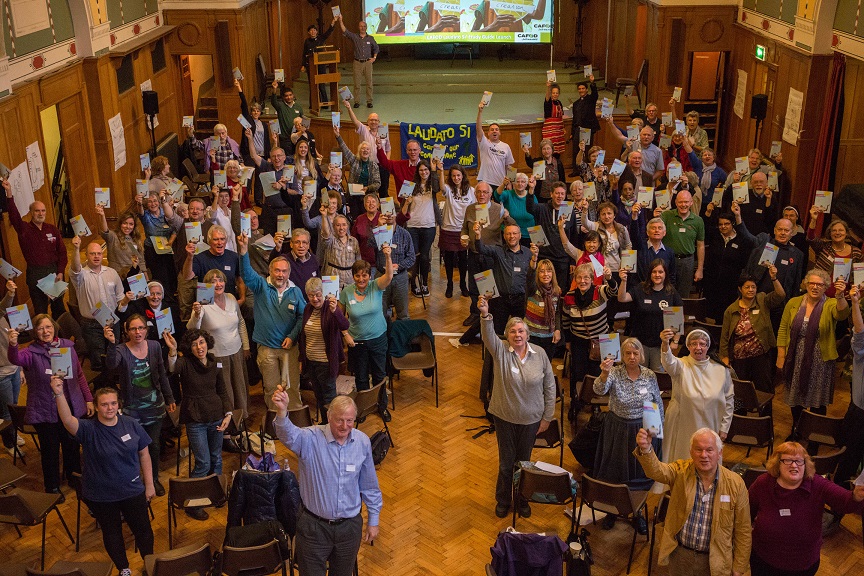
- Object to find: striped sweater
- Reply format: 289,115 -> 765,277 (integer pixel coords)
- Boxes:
559,282 -> 617,340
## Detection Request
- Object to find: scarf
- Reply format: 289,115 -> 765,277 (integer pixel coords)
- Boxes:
700,163 -> 716,192
537,282 -> 557,327
783,295 -> 825,396
563,284 -> 596,308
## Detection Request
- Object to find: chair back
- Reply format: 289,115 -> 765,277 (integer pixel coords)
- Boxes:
578,375 -> 606,406
221,539 -> 285,576
26,570 -> 86,576
148,543 -> 212,576
692,320 -> 721,352
654,371 -> 672,392
262,410 -> 278,439
354,381 -> 385,421
741,467 -> 767,489
26,562 -> 112,576
183,158 -> 203,180
636,59 -> 648,85
533,419 -> 562,449
812,446 -> 846,479
288,406 -> 314,428
797,410 -> 843,448
732,379 -> 760,412
682,298 -> 707,322
7,405 -> 28,433
580,474 -> 636,517
0,492 -> 37,524
517,467 -> 572,505
56,312 -> 87,356
168,475 -> 227,511
653,493 -> 670,526
726,414 -> 774,455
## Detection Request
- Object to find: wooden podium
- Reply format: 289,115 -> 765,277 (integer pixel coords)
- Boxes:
310,49 -> 340,114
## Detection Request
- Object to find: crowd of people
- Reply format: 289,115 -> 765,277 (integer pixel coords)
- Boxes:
3,45 -> 864,575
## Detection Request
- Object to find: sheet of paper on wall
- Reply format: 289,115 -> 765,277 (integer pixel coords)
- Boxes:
814,190 -> 833,213
274,69 -> 285,83
783,87 -> 803,146
834,257 -> 852,283
6,304 -> 32,332
140,79 -> 152,92
9,161 -> 35,210
9,0 -> 50,36
546,69 -> 556,83
732,181 -> 749,204
70,215 -> 91,237
108,113 -> 126,171
25,141 -> 44,192
0,258 -> 22,280
146,115 -> 159,130
733,69 -> 747,120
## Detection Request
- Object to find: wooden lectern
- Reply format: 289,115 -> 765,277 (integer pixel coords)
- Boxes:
310,49 -> 340,114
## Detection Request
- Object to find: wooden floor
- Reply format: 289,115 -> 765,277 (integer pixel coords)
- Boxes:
2,255 -> 864,575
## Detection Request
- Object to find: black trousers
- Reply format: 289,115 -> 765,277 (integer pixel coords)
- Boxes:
296,511 -> 362,576
493,416 -> 540,507
33,421 -> 81,492
87,493 -> 154,570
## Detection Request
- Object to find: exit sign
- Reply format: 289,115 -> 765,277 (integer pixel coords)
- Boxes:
755,44 -> 766,61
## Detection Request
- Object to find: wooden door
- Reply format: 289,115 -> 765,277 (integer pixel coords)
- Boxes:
180,55 -> 194,116
689,52 -> 722,101
56,95 -> 97,241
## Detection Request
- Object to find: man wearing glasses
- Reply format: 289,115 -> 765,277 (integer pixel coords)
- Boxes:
635,427 -> 751,576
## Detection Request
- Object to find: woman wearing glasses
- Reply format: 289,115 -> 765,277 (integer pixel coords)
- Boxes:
748,441 -> 864,575
777,269 -> 849,440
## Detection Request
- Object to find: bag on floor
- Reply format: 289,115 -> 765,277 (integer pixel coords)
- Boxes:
370,430 -> 391,465
566,528 -> 594,576
568,410 -> 605,470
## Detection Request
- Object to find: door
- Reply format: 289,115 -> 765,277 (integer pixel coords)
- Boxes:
56,95 -> 96,235
180,55 -> 194,116
689,52 -> 722,101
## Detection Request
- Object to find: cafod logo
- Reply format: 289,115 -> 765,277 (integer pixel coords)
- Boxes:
514,32 -> 539,42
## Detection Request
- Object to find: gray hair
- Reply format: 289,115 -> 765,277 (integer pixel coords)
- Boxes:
647,217 -> 666,230
621,337 -> 645,364
305,277 -> 323,295
292,228 -> 311,241
207,224 -> 228,242
504,316 -> 528,339
328,395 -> 358,418
691,427 -> 723,453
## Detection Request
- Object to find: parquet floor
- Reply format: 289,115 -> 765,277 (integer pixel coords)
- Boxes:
2,253 -> 864,575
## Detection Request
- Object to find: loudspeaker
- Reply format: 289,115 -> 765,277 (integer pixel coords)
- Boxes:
750,94 -> 767,121
143,91 -> 159,116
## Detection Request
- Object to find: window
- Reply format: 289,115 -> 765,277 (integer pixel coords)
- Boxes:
152,39 -> 166,73
116,55 -> 134,94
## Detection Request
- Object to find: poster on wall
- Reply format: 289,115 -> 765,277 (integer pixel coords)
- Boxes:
25,141 -> 44,192
9,0 -> 51,37
108,113 -> 127,171
8,162 -> 35,211
733,69 -> 747,120
783,88 -> 803,146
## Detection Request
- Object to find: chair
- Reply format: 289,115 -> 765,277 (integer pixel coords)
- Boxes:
812,446 -> 846,479
288,405 -> 315,428
796,410 -> 843,455
725,414 -> 774,459
221,539 -> 289,576
24,561 -> 113,576
0,489 -> 74,569
353,381 -> 394,447
388,320 -> 438,408
145,543 -> 211,576
682,298 -> 708,322
57,312 -> 87,358
183,158 -> 210,186
225,409 -> 252,452
578,375 -> 609,409
692,320 -> 722,353
646,493 -> 670,576
7,405 -> 39,466
732,378 -> 773,417
0,458 -> 26,492
167,409 -> 191,476
167,474 -> 228,548
511,465 -> 576,538
576,475 -> 649,574
615,59 -> 647,107
741,466 -> 768,489
533,378 -> 565,466
451,43 -> 473,67
256,53 -> 276,104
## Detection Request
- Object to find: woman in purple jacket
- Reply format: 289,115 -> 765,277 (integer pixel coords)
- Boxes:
8,314 -> 93,495
299,277 -> 350,424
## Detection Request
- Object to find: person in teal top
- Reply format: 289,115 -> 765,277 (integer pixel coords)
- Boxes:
339,247 -> 393,417
494,172 -> 536,244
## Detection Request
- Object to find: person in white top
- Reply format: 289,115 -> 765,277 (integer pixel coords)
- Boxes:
187,269 -> 251,418
401,159 -> 441,296
209,184 -> 239,253
476,97 -> 515,190
437,162 -> 476,298
70,235 -> 131,372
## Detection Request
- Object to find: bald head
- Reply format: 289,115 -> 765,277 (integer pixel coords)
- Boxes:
675,190 -> 693,215
751,171 -> 768,194
86,242 -> 104,268
29,201 -> 47,225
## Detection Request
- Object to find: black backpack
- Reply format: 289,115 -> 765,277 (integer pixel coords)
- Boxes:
369,430 -> 391,465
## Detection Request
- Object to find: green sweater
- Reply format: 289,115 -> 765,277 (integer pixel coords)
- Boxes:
777,295 -> 850,361
493,189 -> 534,238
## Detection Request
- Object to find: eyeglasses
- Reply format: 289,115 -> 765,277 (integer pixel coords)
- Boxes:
779,458 -> 805,467
807,282 -> 826,288
127,326 -> 148,332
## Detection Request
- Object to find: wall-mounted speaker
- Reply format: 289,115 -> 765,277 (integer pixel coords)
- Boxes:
143,91 -> 159,116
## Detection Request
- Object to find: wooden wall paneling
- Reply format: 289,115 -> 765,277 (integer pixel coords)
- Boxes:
836,58 -> 864,195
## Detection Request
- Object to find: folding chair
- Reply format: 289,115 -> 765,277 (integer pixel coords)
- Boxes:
353,381 -> 393,447
732,378 -> 773,416
0,489 -> 74,569
388,320 -> 438,408
145,543 -> 212,576
682,297 -> 708,322
7,405 -> 39,466
24,561 -> 113,576
167,474 -> 228,548
288,405 -> 315,428
0,453 -> 25,492
221,539 -> 290,576
615,59 -> 647,107
511,464 -> 576,538
646,493 -> 670,576
725,414 -> 774,460
796,410 -> 843,455
533,378 -> 565,466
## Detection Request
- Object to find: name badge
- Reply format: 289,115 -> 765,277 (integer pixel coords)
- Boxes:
346,464 -> 356,472
224,266 -> 231,271
217,362 -> 223,368
147,321 -> 154,326
679,227 -> 686,233
46,234 -> 53,239
779,509 -> 791,516
644,299 -> 652,304
288,304 -> 295,311
45,368 -> 53,375
752,309 -> 759,315
121,434 -> 132,442
756,209 -> 763,214
347,247 -> 354,252
312,272 -> 317,276
731,243 -> 738,249
538,302 -> 544,307
780,259 -> 789,265
514,267 -> 521,272
350,300 -> 357,305
638,387 -> 648,395
510,366 -> 520,374
720,495 -> 731,503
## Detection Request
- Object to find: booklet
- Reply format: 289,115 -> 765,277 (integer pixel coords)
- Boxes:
240,212 -> 252,237
269,119 -> 281,135
594,150 -> 606,167
182,116 -> 194,128
95,188 -> 111,208
380,197 -> 396,216
348,183 -> 365,195
620,249 -> 637,274
667,161 -> 682,182
431,144 -> 446,162
637,187 -> 654,207
583,65 -> 593,78
6,304 -> 32,332
274,69 -> 285,83
339,86 -> 352,101
197,282 -> 215,305
259,171 -> 279,196
277,215 -> 292,236
331,5 -> 341,17
579,128 -> 591,146
546,69 -> 556,83
321,275 -> 340,300
239,166 -> 256,184
155,308 -> 175,335
528,225 -> 548,247
654,189 -> 671,211
301,116 -> 311,129
0,258 -> 22,280
732,181 -> 749,204
672,86 -> 682,102
674,119 -> 686,134
213,170 -> 228,189
532,161 -> 546,180
398,181 -> 416,198
627,125 -> 640,141
814,190 -> 833,213
184,221 -> 203,244
331,112 -> 340,128
232,68 -> 244,81
599,332 -> 621,362
833,257 -> 852,283
557,201 -> 575,222
767,170 -> 779,190
373,225 -> 394,248
520,132 -> 532,148
582,182 -> 597,201
135,180 -> 149,196
254,234 -> 276,250
711,186 -> 724,208
36,273 -> 69,300
151,236 -> 174,254
643,401 -> 664,439
303,179 -> 318,198
474,269 -> 499,299
49,347 -> 73,380
330,152 -> 343,168
166,178 -> 185,202
758,243 -> 779,267
854,262 -> 864,287
378,124 -> 388,139
480,91 -> 493,106
237,114 -> 252,131
588,254 -> 604,277
506,166 -> 518,181
474,203 -> 490,226
127,273 -> 149,299
735,156 -> 749,173
92,301 -> 119,327
663,306 -> 685,335
770,140 -> 782,157
661,112 -> 673,126
70,215 -> 91,237
609,158 -> 626,177
600,100 -> 613,118
139,153 -> 151,171
659,135 -> 672,149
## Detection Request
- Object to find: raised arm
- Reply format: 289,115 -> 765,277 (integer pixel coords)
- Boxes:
375,245 -> 393,290
95,204 -> 109,234
245,128 -> 264,167
51,376 -> 79,436
476,101 -> 486,144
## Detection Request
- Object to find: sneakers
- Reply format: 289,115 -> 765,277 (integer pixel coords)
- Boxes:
120,568 -> 132,576
420,284 -> 430,296
412,285 -> 423,297
449,338 -> 465,349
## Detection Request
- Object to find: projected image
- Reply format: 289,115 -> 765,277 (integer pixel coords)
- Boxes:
363,0 -> 552,44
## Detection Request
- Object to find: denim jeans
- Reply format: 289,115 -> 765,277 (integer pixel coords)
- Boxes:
381,271 -> 410,320
0,367 -> 22,448
186,421 -> 224,477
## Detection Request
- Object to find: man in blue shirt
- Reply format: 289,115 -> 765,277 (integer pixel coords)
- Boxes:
238,233 -> 305,411
272,392 -> 381,576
